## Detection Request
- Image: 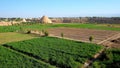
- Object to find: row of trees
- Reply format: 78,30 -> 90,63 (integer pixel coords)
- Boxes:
50,17 -> 120,24
0,18 -> 23,22
1,17 -> 120,24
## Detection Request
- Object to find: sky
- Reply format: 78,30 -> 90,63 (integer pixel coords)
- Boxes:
0,0 -> 120,18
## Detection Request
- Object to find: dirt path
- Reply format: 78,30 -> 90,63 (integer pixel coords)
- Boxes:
82,48 -> 107,68
99,33 -> 120,48
98,33 -> 120,44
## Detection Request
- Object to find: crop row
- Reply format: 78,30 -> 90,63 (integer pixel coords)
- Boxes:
5,37 -> 103,68
0,46 -> 55,68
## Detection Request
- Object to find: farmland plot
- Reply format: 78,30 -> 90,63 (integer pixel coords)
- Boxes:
0,46 -> 55,68
4,37 -> 103,68
0,23 -> 120,33
48,28 -> 120,44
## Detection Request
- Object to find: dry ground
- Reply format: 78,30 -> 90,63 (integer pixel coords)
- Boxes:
48,28 -> 120,48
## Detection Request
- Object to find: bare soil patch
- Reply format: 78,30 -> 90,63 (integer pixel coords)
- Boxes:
111,38 -> 120,44
108,38 -> 120,48
48,28 -> 120,48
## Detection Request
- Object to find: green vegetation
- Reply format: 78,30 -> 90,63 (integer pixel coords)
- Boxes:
15,18 -> 22,21
5,37 -> 103,68
0,46 -> 55,68
91,48 -> 120,68
0,23 -> 119,68
61,32 -> 64,38
0,26 -> 20,32
44,30 -> 49,36
27,30 -> 31,34
0,32 -> 35,44
89,36 -> 94,42
0,23 -> 120,33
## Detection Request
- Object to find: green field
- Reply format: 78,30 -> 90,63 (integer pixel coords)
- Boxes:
0,23 -> 120,68
4,37 -> 103,68
0,46 -> 55,68
91,48 -> 120,68
0,23 -> 120,33
0,32 -> 35,44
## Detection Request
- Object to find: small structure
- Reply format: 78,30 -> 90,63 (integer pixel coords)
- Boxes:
40,16 -> 52,24
22,18 -> 27,22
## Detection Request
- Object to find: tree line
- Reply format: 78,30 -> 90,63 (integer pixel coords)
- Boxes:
1,17 -> 120,24
50,17 -> 120,24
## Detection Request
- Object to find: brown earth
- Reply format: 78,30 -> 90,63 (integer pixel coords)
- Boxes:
108,38 -> 120,48
111,38 -> 120,44
0,21 -> 22,26
48,28 -> 120,48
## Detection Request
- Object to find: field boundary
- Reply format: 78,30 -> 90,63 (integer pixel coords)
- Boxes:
49,34 -> 89,43
97,33 -> 120,44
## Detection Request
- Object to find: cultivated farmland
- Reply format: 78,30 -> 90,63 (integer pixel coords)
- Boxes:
48,28 -> 120,46
4,37 -> 103,68
0,23 -> 120,68
0,46 -> 55,68
0,23 -> 120,33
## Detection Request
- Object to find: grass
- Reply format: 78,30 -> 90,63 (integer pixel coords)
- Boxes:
50,23 -> 120,31
0,23 -> 120,33
5,37 -> 103,68
0,32 -> 35,44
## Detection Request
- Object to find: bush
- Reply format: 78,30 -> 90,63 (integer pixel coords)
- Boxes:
27,30 -> 31,34
89,36 -> 94,42
44,30 -> 49,36
61,32 -> 64,38
92,62 -> 103,68
18,26 -> 25,33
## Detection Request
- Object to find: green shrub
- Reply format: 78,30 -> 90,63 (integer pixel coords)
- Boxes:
41,30 -> 49,36
92,62 -> 102,68
27,30 -> 31,34
91,48 -> 120,68
44,31 -> 49,36
61,32 -> 64,38
89,36 -> 94,42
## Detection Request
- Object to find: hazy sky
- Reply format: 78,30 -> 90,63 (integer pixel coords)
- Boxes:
0,0 -> 120,18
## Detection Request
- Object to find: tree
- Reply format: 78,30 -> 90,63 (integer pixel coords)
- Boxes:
61,32 -> 64,38
42,30 -> 49,36
15,18 -> 22,21
89,36 -> 94,42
